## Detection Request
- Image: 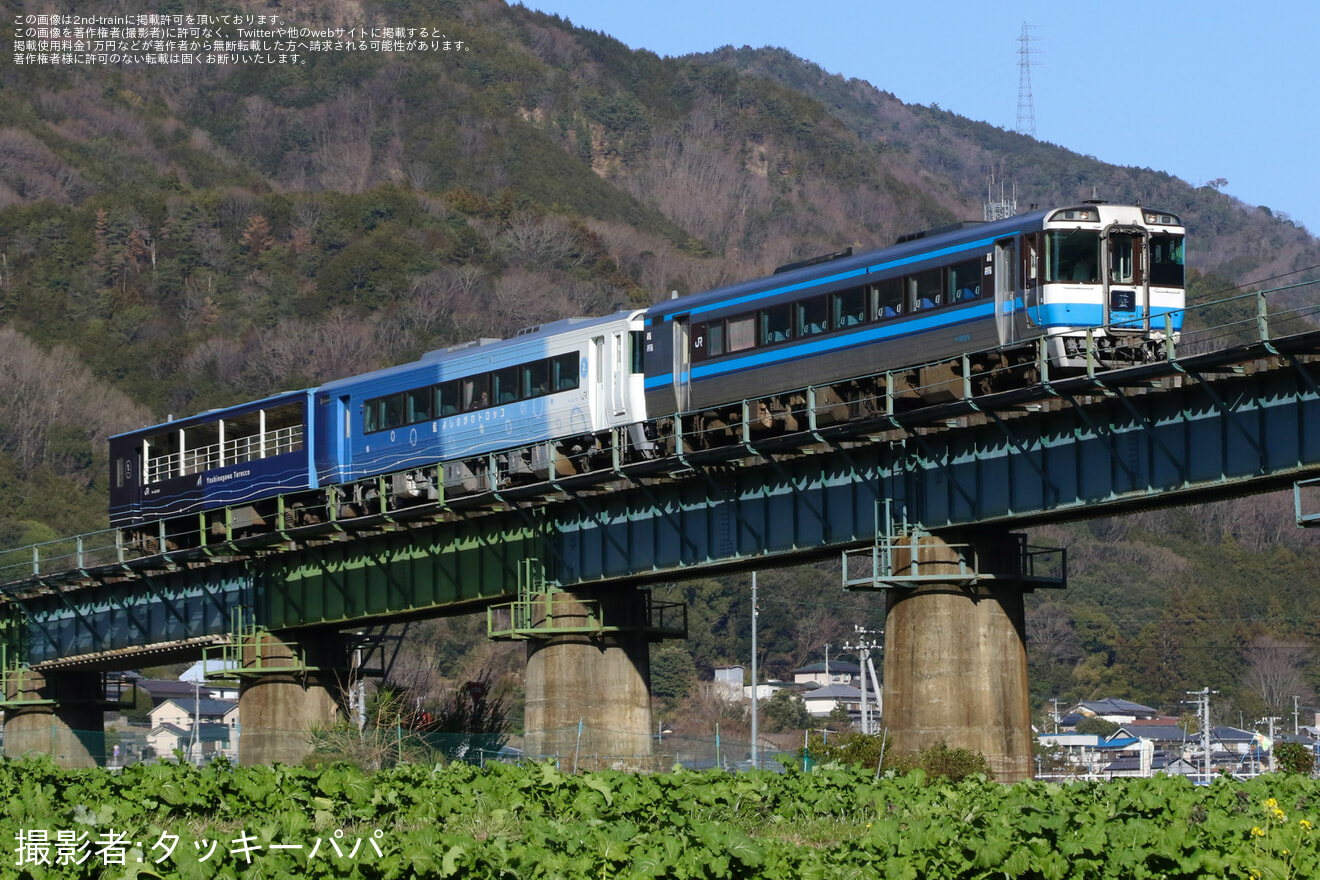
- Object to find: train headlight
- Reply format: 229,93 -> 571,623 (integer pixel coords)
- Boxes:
1143,211 -> 1180,226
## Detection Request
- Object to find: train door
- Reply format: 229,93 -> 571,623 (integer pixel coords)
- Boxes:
610,330 -> 627,418
994,238 -> 1018,345
592,335 -> 606,427
672,315 -> 691,412
1020,232 -> 1043,327
1104,227 -> 1146,331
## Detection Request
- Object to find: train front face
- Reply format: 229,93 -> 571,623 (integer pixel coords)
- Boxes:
1032,204 -> 1185,367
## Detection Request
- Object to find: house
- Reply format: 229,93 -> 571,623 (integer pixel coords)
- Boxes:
713,666 -> 744,699
147,721 -> 235,761
1038,733 -> 1140,777
1103,753 -> 1199,780
792,660 -> 860,687
147,697 -> 239,761
1062,698 -> 1160,727
802,684 -> 862,718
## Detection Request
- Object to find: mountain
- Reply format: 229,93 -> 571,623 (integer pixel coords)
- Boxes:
1,0 -> 1319,724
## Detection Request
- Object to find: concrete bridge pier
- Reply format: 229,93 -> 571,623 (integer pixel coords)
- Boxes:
522,587 -> 655,767
236,629 -> 348,766
2,668 -> 106,767
881,531 -> 1035,783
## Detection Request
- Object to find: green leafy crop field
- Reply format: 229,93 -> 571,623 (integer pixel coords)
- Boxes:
1,757 -> 1316,878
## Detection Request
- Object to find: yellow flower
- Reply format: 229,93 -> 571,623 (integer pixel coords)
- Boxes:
1250,871 -> 1262,880
1251,826 -> 1266,838
1301,819 -> 1313,831
1265,798 -> 1279,809
1273,808 -> 1287,821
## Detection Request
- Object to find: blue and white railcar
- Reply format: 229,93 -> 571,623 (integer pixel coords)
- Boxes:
108,389 -> 318,528
314,309 -> 649,499
642,203 -> 1184,416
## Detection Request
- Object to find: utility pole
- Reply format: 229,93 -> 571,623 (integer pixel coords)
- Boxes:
750,572 -> 759,770
1295,695 -> 1301,735
844,627 -> 883,735
1184,688 -> 1217,782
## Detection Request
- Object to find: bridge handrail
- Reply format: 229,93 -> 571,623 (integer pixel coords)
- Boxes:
2,281 -> 1318,589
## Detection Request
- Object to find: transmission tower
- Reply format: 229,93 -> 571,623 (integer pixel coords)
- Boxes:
1016,22 -> 1036,138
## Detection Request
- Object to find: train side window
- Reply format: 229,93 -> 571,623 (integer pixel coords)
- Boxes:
552,353 -> 580,392
407,387 -> 433,423
796,296 -> 829,337
832,287 -> 867,328
363,401 -> 379,434
524,359 -> 550,398
463,374 -> 491,411
948,258 -> 982,302
873,277 -> 904,319
630,331 -> 645,373
708,320 -> 725,357
492,365 -> 521,405
759,304 -> 793,345
727,315 -> 756,352
382,393 -> 406,430
910,268 -> 943,310
438,380 -> 460,417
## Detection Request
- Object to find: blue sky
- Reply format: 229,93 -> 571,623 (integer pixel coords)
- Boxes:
523,0 -> 1320,236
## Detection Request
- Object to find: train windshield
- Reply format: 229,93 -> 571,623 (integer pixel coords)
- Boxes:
1149,234 -> 1185,287
1045,230 -> 1099,283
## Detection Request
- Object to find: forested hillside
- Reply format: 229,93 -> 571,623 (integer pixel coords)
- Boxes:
2,0 -> 1319,728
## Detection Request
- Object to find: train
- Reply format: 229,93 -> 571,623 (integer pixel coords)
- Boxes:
109,202 -> 1185,538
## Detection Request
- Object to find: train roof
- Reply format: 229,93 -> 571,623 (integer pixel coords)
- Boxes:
110,388 -> 315,441
645,208 -> 1051,324
316,309 -> 645,393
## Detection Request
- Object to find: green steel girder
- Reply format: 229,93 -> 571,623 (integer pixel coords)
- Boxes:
550,356 -> 1320,584
257,510 -> 548,630
16,562 -> 253,666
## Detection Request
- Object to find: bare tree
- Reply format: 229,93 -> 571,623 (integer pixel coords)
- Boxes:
1243,635 -> 1314,717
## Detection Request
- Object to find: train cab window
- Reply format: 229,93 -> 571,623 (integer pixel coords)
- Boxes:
524,359 -> 550,398
707,320 -> 725,357
437,380 -> 460,417
552,353 -> 580,392
832,287 -> 867,328
463,374 -> 490,411
1108,232 -> 1140,284
727,315 -> 756,352
872,278 -> 904,319
909,268 -> 943,311
492,366 -> 521,405
1149,234 -> 1185,287
949,258 -> 983,302
760,304 -> 793,345
1046,229 -> 1099,283
795,296 -> 829,337
407,388 -> 433,423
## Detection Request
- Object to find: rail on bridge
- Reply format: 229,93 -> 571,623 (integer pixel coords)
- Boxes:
3,282 -> 1320,777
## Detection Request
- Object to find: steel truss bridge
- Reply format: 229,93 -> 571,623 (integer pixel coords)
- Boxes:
3,286 -> 1320,678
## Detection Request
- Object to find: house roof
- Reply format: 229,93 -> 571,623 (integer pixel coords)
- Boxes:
1104,755 -> 1195,772
1116,724 -> 1194,742
802,684 -> 862,700
153,698 -> 237,718
1076,698 -> 1158,717
793,660 -> 861,675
